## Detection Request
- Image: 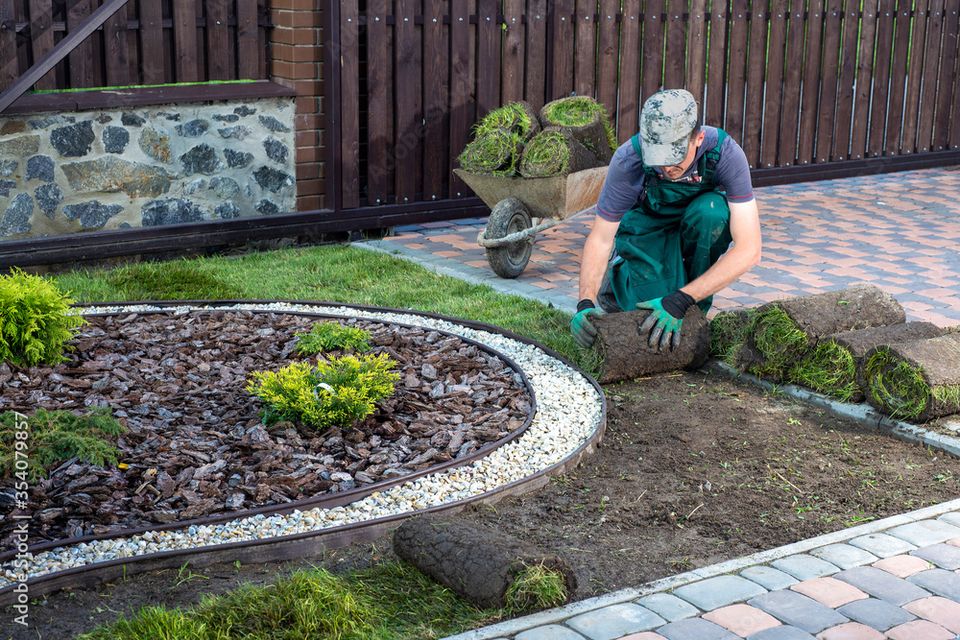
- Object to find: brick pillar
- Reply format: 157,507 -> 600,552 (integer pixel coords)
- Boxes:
270,0 -> 325,211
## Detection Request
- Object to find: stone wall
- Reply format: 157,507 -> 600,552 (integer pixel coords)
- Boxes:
0,97 -> 296,240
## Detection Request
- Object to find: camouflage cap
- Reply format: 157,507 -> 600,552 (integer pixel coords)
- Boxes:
638,89 -> 699,166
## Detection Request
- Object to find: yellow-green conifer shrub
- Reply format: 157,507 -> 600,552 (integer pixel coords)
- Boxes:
246,354 -> 399,430
0,267 -> 86,367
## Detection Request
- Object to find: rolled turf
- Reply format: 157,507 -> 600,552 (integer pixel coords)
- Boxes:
539,96 -> 617,163
518,127 -> 601,178
458,128 -> 523,176
592,306 -> 710,383
863,332 -> 960,422
790,321 -> 945,403
474,101 -> 541,142
709,308 -> 756,365
738,285 -> 906,381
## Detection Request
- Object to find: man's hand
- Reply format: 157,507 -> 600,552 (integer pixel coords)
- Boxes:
636,290 -> 696,352
571,300 -> 605,349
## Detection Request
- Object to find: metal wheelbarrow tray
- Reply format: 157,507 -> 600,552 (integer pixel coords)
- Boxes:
453,166 -> 608,278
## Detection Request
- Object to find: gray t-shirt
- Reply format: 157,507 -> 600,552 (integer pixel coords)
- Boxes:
596,126 -> 755,222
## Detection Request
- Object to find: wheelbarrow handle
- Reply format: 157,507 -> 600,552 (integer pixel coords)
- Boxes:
477,217 -> 562,248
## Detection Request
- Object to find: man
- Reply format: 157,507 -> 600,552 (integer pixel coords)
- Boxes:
571,89 -> 762,352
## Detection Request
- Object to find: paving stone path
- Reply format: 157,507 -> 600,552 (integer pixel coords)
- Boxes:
445,502 -> 960,640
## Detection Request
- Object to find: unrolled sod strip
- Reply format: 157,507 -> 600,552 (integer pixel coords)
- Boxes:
864,332 -> 960,422
709,308 -> 756,365
592,307 -> 710,383
739,285 -> 906,382
519,128 -> 601,178
539,96 -> 616,163
790,322 -> 946,403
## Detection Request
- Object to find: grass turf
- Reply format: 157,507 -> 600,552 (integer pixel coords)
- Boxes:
457,129 -> 523,176
789,340 -> 859,402
79,562 -> 499,640
540,96 -> 617,152
519,130 -> 571,177
504,563 -> 568,614
748,306 -> 809,379
474,102 -> 537,140
864,347 -> 931,419
709,309 -> 754,365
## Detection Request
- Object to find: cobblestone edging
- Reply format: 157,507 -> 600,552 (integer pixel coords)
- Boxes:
1,302 -> 604,592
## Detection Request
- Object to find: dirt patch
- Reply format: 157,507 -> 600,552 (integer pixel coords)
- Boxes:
7,369 -> 960,639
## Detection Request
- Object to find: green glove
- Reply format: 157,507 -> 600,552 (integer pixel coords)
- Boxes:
571,300 -> 604,349
637,290 -> 696,352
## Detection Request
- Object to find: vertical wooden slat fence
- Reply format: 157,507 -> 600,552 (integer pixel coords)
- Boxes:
327,0 -> 960,210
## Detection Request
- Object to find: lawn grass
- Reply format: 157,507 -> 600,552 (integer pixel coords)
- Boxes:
79,561 -> 501,640
53,245 -> 594,373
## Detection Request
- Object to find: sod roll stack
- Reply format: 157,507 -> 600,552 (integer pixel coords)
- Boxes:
863,332 -> 960,422
739,285 -> 906,381
393,516 -> 576,609
791,322 -> 946,403
592,307 -> 710,383
519,127 -> 599,178
540,96 -> 617,163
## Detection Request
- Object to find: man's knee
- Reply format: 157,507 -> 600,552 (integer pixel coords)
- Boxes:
684,192 -> 730,229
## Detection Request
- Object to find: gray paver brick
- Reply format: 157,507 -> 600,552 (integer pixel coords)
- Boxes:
656,617 -> 738,640
564,603 -> 665,640
837,597 -> 917,631
515,625 -> 587,640
770,554 -> 840,580
747,590 -> 848,634
672,575 -> 768,611
936,512 -> 960,529
833,566 -> 931,605
745,626 -> 817,640
635,593 -> 700,621
911,543 -> 960,569
907,567 -> 960,601
886,519 -> 960,547
848,533 -> 918,558
740,566 -> 799,590
810,543 -> 879,569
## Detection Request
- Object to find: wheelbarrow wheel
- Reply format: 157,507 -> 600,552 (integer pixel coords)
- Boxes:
485,197 -> 533,279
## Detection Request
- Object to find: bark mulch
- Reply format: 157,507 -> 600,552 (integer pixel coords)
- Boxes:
0,311 -> 531,547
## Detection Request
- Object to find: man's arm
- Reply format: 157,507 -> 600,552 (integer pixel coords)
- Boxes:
679,199 -> 762,302
578,216 -> 620,303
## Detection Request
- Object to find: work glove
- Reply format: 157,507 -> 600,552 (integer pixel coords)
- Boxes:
637,290 -> 696,352
571,299 -> 604,349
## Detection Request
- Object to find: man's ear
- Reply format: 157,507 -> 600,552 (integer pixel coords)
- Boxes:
695,130 -> 706,147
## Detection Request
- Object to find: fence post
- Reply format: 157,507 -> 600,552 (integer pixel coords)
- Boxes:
270,0 -> 325,211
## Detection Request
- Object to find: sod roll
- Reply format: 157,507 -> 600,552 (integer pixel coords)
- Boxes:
863,332 -> 960,422
592,306 -> 710,383
393,516 -> 576,609
475,101 -> 541,141
540,96 -> 616,163
791,322 -> 946,403
519,127 -> 601,178
710,308 -> 756,364
458,128 -> 522,176
740,285 -> 906,381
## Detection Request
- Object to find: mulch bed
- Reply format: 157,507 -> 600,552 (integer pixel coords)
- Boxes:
0,311 -> 531,546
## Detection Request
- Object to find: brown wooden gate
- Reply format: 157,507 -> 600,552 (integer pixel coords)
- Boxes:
324,0 -> 960,214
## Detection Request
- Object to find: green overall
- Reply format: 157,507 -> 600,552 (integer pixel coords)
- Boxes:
606,129 -> 733,314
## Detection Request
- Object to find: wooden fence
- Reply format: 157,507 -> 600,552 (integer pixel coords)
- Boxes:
0,0 -> 271,92
328,0 -> 960,211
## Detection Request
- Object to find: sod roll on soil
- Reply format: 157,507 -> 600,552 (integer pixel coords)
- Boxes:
863,332 -> 960,422
540,96 -> 616,163
393,516 -> 576,609
791,322 -> 946,403
739,285 -> 906,381
519,127 -> 601,178
592,307 -> 710,384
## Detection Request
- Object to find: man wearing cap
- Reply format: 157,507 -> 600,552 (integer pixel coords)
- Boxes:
571,89 -> 762,352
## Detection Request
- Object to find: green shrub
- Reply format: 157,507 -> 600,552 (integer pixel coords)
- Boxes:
295,322 -> 371,355
0,267 -> 86,366
246,354 -> 399,430
0,407 -> 125,480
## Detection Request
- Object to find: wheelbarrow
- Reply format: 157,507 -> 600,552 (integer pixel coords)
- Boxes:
453,166 -> 609,278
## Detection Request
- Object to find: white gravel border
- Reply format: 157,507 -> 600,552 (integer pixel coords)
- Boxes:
2,302 -> 604,587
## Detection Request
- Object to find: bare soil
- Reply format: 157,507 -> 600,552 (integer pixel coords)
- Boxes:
6,369 -> 960,640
